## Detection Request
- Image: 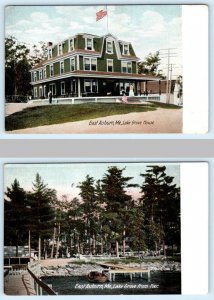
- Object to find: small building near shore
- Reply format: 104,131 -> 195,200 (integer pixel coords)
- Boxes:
141,80 -> 182,105
30,33 -> 159,99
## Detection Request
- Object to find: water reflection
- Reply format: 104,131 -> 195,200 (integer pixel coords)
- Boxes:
42,271 -> 181,295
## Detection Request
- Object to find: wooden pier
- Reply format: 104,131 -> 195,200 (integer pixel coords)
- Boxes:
97,262 -> 151,282
108,267 -> 151,282
4,271 -> 36,295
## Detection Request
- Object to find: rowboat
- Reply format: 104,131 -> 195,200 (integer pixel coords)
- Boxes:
87,271 -> 109,283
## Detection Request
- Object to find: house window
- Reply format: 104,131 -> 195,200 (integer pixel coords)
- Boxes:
39,70 -> 42,80
121,61 -> 132,73
43,68 -> 46,79
71,79 -> 76,93
70,58 -> 75,71
106,40 -> 113,54
44,85 -> 47,98
48,48 -> 52,59
84,79 -> 98,93
107,59 -> 113,72
61,82 -> 65,95
84,58 -> 90,70
39,86 -> 43,97
84,57 -> 97,71
50,64 -> 54,76
34,87 -> 37,98
123,44 -> 130,55
86,38 -> 93,50
58,44 -> 63,56
49,83 -> 56,95
60,61 -> 64,74
34,72 -> 37,82
91,58 -> 97,71
69,38 -> 74,51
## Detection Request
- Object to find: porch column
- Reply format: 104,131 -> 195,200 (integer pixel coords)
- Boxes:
78,78 -> 81,97
145,81 -> 148,95
134,81 -> 138,96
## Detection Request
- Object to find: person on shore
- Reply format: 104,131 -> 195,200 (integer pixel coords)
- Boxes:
48,90 -> 52,104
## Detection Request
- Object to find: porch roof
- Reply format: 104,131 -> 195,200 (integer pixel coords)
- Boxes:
30,70 -> 159,85
71,70 -> 159,81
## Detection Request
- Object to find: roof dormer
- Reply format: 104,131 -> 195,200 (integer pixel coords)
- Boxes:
83,34 -> 95,51
122,43 -> 130,55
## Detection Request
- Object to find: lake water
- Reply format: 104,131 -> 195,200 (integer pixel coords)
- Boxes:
42,271 -> 181,295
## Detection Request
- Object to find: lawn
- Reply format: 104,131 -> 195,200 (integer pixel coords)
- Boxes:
5,102 -> 181,131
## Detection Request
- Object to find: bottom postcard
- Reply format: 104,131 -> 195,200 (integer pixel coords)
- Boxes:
3,162 -> 208,295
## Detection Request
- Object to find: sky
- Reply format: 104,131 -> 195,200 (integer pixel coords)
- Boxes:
5,5 -> 182,78
4,163 -> 180,201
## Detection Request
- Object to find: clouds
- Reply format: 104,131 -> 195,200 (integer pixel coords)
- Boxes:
5,5 -> 182,76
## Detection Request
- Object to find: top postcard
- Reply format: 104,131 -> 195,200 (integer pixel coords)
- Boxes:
4,5 -> 208,134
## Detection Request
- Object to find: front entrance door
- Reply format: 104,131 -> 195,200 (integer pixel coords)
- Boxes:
102,80 -> 120,96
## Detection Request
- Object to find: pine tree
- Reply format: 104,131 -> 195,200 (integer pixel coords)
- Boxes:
4,179 -> 28,256
78,175 -> 100,254
140,165 -> 180,255
27,173 -> 56,260
101,166 -> 137,257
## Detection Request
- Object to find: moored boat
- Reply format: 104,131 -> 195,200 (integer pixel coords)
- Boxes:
87,271 -> 109,283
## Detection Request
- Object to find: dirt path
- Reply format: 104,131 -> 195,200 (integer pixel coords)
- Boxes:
7,107 -> 182,134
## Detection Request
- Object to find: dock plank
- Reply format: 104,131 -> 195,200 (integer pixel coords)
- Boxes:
4,271 -> 36,295
96,262 -> 128,269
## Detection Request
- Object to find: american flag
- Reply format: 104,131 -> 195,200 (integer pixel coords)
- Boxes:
96,9 -> 107,21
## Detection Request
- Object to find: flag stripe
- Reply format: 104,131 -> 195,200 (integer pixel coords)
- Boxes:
96,10 -> 107,22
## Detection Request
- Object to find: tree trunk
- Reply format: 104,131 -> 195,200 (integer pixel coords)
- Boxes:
38,234 -> 41,260
92,234 -> 96,255
162,240 -> 166,256
28,230 -> 31,258
100,236 -> 103,254
115,240 -> 119,258
77,236 -> 80,254
55,224 -> 60,258
51,227 -> 56,259
100,224 -> 104,254
122,228 -> 126,256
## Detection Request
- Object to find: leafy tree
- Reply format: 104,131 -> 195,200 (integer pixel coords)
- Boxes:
4,179 -> 28,256
176,75 -> 183,99
27,173 -> 56,260
138,51 -> 165,78
5,36 -> 32,97
140,166 -> 180,254
31,41 -> 48,65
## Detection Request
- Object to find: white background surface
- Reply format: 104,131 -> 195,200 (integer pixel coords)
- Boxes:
183,6 -> 208,134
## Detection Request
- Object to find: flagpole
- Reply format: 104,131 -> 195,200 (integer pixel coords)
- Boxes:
106,5 -> 109,33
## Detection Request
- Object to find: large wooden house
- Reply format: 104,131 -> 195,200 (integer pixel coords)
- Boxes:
30,33 -> 158,99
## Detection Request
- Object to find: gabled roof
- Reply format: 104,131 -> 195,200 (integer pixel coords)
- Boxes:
31,32 -> 139,71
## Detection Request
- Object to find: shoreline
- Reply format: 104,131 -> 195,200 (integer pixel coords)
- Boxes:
40,260 -> 181,277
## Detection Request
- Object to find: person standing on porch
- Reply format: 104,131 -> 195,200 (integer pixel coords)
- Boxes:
129,84 -> 134,96
48,90 -> 52,104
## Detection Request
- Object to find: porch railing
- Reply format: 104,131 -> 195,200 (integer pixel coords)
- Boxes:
29,95 -> 160,105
